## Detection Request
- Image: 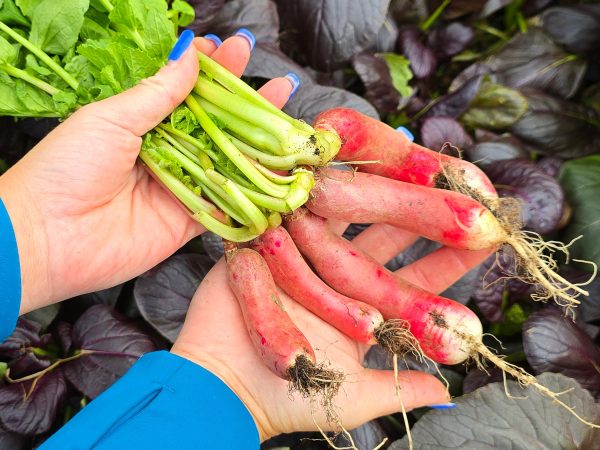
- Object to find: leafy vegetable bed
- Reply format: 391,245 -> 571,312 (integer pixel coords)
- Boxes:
1,0 -> 599,448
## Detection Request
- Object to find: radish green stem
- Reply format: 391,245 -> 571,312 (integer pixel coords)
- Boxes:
195,210 -> 259,242
237,185 -> 291,213
1,64 -> 60,96
246,157 -> 298,184
227,133 -> 299,169
154,132 -> 202,166
0,21 -> 79,90
184,94 -> 289,198
195,180 -> 250,226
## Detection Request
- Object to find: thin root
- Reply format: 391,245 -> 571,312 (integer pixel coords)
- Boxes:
375,319 -> 421,357
393,353 -> 413,450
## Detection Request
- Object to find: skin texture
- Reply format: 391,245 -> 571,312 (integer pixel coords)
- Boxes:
314,107 -> 497,198
308,168 -> 506,250
0,36 -> 293,314
226,248 -> 315,379
285,209 -> 483,365
252,226 -> 383,344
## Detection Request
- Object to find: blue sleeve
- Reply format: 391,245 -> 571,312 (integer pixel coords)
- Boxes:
40,351 -> 260,450
0,197 -> 21,342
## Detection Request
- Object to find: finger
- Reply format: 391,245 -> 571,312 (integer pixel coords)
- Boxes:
82,31 -> 199,137
351,224 -> 419,264
328,219 -> 349,236
333,369 -> 449,429
257,77 -> 294,109
209,31 -> 254,78
395,247 -> 494,293
193,36 -> 219,56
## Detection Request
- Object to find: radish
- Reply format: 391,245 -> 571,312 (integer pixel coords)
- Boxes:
285,208 -> 600,428
308,168 -> 594,308
224,244 -> 342,396
252,227 -> 415,355
314,107 -> 496,197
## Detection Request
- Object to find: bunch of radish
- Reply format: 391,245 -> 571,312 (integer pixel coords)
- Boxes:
222,105 -> 598,430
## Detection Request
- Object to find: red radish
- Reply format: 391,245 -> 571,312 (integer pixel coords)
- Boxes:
284,208 -> 481,365
252,227 -> 413,353
307,167 -> 591,308
314,107 -> 497,198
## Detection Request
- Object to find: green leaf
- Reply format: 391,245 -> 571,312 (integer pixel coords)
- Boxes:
0,0 -> 29,26
52,90 -> 77,117
461,80 -> 528,129
171,0 -> 194,27
25,54 -> 51,76
142,7 -> 175,59
15,0 -> 42,18
559,155 -> 600,271
0,34 -> 17,64
15,77 -> 54,112
379,53 -> 413,98
171,105 -> 200,134
29,0 -> 89,55
109,0 -> 166,29
490,303 -> 528,336
0,157 -> 8,174
80,16 -> 111,40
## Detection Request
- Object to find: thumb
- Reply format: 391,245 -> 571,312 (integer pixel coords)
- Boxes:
85,30 -> 199,136
338,369 -> 450,429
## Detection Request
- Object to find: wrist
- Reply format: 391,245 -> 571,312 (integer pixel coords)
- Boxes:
170,342 -> 277,442
0,169 -> 51,313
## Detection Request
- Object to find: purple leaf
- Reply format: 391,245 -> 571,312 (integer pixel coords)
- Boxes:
134,254 -> 213,342
465,134 -> 529,166
0,426 -> 26,449
462,366 -> 504,394
385,238 -> 442,272
55,321 -> 72,354
427,75 -> 483,118
453,30 -> 587,99
536,157 -> 563,178
8,353 -> 51,379
188,0 -> 226,33
277,0 -> 390,72
428,22 -> 474,59
484,158 -> 565,234
201,232 -> 224,263
0,368 -> 68,435
540,5 -> 600,55
371,14 -> 398,53
245,42 -> 313,85
511,90 -> 600,158
479,0 -> 512,18
352,52 -> 401,114
194,0 -> 278,43
523,308 -> 600,398
0,319 -> 51,360
63,305 -> 155,399
444,0 -> 486,19
420,116 -> 473,152
397,26 -> 437,79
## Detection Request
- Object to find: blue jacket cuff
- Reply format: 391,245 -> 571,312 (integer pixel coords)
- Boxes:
40,351 -> 260,449
0,197 -> 21,342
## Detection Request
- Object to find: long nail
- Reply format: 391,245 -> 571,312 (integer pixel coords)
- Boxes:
284,72 -> 301,100
396,126 -> 414,142
235,28 -> 256,51
203,34 -> 222,47
428,402 -> 456,410
168,29 -> 195,62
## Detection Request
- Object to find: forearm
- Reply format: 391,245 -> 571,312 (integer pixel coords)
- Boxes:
39,351 -> 260,449
0,168 -> 51,315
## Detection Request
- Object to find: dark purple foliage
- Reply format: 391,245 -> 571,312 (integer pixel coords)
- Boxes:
0,319 -> 52,361
444,0 -> 486,19
523,308 -> 600,398
134,254 -> 213,342
0,368 -> 68,435
397,26 -> 437,79
352,52 -> 401,114
277,0 -> 390,72
419,116 -> 473,152
540,5 -> 600,55
371,14 -> 398,53
55,322 -> 73,354
201,232 -> 225,263
428,22 -> 474,60
483,158 -> 565,234
427,75 -> 483,118
8,353 -> 51,379
63,305 -> 155,399
245,42 -> 311,83
511,90 -> 600,158
465,134 -> 529,166
188,0 -> 226,33
206,0 -> 279,43
462,366 -> 504,394
536,157 -> 563,178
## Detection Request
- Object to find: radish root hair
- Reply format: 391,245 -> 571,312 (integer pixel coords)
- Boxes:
439,162 -> 597,310
375,319 -> 421,357
393,353 -> 414,450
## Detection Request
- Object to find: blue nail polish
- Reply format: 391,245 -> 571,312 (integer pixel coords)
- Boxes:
235,28 -> 256,51
203,34 -> 222,47
428,403 -> 456,410
284,72 -> 301,100
396,126 -> 414,142
168,29 -> 195,62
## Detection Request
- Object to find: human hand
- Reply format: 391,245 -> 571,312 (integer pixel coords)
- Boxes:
0,31 -> 294,314
168,221 -> 489,441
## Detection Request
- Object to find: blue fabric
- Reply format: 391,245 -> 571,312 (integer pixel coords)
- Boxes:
0,198 -> 21,342
41,351 -> 260,450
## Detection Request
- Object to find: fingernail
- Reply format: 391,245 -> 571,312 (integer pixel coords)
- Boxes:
428,402 -> 456,410
203,34 -> 222,47
284,72 -> 301,100
396,126 -> 414,142
168,29 -> 195,62
235,28 -> 255,51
